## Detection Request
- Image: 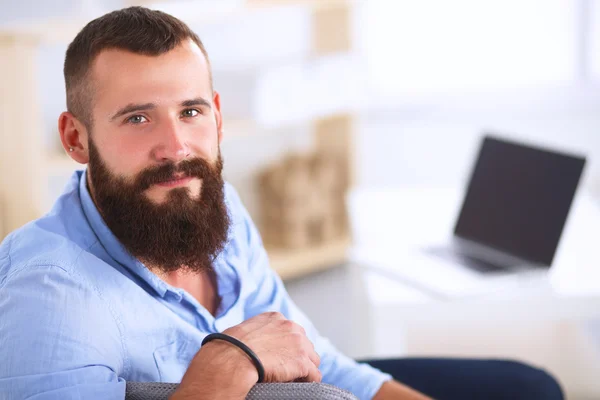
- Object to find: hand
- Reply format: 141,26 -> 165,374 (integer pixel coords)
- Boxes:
222,311 -> 322,383
171,312 -> 321,400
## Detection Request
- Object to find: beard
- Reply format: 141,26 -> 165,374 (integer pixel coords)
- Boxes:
87,139 -> 231,274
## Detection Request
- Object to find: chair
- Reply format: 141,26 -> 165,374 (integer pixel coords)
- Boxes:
125,381 -> 359,400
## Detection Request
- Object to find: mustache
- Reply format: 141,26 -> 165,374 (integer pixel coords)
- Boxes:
134,157 -> 216,191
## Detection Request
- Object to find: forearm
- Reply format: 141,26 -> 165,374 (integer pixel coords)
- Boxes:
171,341 -> 258,400
373,380 -> 432,400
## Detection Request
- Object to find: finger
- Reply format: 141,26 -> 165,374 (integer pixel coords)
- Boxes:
307,345 -> 321,368
296,333 -> 320,368
290,321 -> 307,337
302,362 -> 322,383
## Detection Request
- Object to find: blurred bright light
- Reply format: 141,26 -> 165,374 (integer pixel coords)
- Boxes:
362,0 -> 577,96
592,0 -> 600,82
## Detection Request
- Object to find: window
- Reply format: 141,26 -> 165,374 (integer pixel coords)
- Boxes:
362,0 -> 577,97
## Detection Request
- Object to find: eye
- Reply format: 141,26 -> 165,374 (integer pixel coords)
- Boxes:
127,115 -> 148,124
181,109 -> 200,118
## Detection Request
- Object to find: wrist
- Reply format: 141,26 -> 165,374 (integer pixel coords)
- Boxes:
202,333 -> 265,384
204,340 -> 259,385
176,340 -> 258,399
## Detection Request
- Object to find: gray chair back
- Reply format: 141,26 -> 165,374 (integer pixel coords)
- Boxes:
125,381 -> 359,400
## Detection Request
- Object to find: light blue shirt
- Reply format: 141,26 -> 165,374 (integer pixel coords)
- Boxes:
0,170 -> 391,400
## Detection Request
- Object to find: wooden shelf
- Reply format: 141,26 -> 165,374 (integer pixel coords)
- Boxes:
267,235 -> 351,281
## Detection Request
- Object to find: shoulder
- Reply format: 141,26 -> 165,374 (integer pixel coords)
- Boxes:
0,171 -> 99,285
0,211 -> 126,376
0,213 -> 92,285
0,209 -> 123,338
0,222 -> 112,323
0,208 -> 122,363
0,255 -> 125,378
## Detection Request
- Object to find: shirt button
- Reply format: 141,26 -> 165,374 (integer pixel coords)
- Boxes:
166,291 -> 183,302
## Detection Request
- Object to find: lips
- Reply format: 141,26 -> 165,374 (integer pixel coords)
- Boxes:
155,174 -> 193,187
134,158 -> 213,192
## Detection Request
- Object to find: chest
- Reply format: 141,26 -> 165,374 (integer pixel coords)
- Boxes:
153,268 -> 221,315
177,274 -> 220,316
116,276 -> 256,383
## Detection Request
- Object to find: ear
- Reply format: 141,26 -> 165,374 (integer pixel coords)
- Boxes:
213,91 -> 224,144
58,112 -> 90,164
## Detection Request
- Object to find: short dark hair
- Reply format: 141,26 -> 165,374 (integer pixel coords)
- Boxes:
64,6 -> 211,128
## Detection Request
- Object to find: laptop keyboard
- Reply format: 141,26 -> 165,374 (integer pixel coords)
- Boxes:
426,247 -> 511,274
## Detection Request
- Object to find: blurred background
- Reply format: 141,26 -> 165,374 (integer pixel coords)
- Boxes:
1,0 -> 600,398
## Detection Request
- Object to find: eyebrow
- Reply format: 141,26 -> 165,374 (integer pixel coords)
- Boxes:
110,97 -> 212,122
110,103 -> 155,121
181,97 -> 212,109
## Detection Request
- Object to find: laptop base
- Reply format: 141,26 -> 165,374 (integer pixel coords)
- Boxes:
424,246 -> 517,274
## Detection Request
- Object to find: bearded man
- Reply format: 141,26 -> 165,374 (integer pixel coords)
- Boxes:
0,6 -> 563,400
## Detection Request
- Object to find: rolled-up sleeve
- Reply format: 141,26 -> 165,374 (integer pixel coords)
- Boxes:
0,264 -> 126,400
230,188 -> 392,400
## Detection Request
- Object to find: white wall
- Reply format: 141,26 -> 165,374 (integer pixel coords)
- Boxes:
354,0 -> 600,203
359,0 -> 579,98
357,98 -> 600,199
592,0 -> 600,82
0,0 -> 123,24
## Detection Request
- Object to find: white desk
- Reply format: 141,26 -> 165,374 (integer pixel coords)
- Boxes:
348,186 -> 600,296
344,186 -> 600,400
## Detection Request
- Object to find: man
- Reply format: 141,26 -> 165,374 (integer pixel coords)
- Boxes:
0,7 -> 563,400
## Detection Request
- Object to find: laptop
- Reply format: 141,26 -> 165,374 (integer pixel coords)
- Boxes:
424,134 -> 587,275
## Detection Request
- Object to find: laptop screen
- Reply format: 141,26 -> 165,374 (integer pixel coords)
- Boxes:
454,135 -> 586,266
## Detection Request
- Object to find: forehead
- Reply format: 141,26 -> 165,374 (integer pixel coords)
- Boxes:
90,39 -> 212,109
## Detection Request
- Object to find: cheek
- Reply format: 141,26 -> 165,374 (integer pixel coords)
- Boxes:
184,118 -> 220,154
96,136 -> 149,178
189,130 -> 220,160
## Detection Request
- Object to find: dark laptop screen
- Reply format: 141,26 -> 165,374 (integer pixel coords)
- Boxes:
454,135 -> 586,266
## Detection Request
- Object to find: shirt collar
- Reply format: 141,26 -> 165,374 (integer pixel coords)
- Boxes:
78,169 -> 171,298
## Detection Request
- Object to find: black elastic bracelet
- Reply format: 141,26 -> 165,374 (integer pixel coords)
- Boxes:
201,333 -> 265,383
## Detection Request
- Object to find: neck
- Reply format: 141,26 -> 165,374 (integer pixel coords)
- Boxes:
149,265 -> 220,316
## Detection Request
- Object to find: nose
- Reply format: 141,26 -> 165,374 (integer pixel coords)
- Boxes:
152,120 -> 190,163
